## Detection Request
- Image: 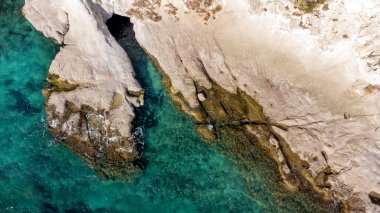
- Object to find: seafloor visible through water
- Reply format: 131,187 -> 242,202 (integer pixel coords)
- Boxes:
0,1 -> 335,212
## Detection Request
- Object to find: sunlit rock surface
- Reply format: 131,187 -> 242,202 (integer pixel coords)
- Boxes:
23,0 -> 144,177
24,0 -> 380,210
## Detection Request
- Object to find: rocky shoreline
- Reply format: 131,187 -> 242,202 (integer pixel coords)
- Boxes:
23,0 -> 380,211
119,1 -> 380,211
107,13 -> 341,211
23,0 -> 145,178
150,53 -> 343,211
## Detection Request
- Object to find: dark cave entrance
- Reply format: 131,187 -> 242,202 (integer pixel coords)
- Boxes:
106,14 -> 133,40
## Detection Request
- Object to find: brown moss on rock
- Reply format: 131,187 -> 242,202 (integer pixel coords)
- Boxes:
110,92 -> 124,110
196,125 -> 216,141
295,0 -> 326,13
65,100 -> 81,113
194,83 -> 267,125
128,0 -> 162,22
364,84 -> 380,94
214,5 -> 222,13
45,99 -> 143,180
315,166 -> 333,188
194,82 -> 336,203
47,73 -> 78,92
44,74 -> 79,100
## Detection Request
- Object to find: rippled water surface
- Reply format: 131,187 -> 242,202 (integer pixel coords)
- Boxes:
0,1 -> 334,212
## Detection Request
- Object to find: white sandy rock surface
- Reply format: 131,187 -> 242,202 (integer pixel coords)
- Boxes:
95,0 -> 380,211
24,0 -> 380,211
23,0 -> 143,170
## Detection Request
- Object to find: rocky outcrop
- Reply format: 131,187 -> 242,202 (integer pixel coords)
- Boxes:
96,0 -> 380,211
24,0 -> 380,211
23,0 -> 144,178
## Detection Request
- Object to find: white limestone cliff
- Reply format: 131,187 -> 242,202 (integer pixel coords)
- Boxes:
23,0 -> 144,175
23,0 -> 380,210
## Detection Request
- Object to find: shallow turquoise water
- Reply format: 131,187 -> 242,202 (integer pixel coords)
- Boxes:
0,1 -> 335,212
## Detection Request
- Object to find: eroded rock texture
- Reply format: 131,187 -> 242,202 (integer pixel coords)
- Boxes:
98,0 -> 380,210
24,0 -> 380,210
23,0 -> 144,178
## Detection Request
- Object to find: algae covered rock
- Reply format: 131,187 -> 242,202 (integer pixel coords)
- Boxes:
47,101 -> 144,179
47,74 -> 78,92
23,0 -> 144,179
110,92 -> 124,110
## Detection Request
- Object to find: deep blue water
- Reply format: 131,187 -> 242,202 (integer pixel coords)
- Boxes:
0,1 -> 334,212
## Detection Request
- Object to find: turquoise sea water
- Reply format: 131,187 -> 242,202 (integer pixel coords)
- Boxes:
0,1 -> 335,212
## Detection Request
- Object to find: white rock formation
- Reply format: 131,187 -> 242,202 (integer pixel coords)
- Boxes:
24,0 -> 380,210
98,0 -> 380,210
23,0 -> 144,175
23,0 -> 144,133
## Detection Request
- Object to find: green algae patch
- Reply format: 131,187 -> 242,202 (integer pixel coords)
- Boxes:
43,73 -> 79,100
110,92 -> 124,110
214,5 -> 222,13
191,82 -> 328,197
47,73 -> 78,92
194,83 -> 267,125
184,81 -> 341,211
295,0 -> 326,13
